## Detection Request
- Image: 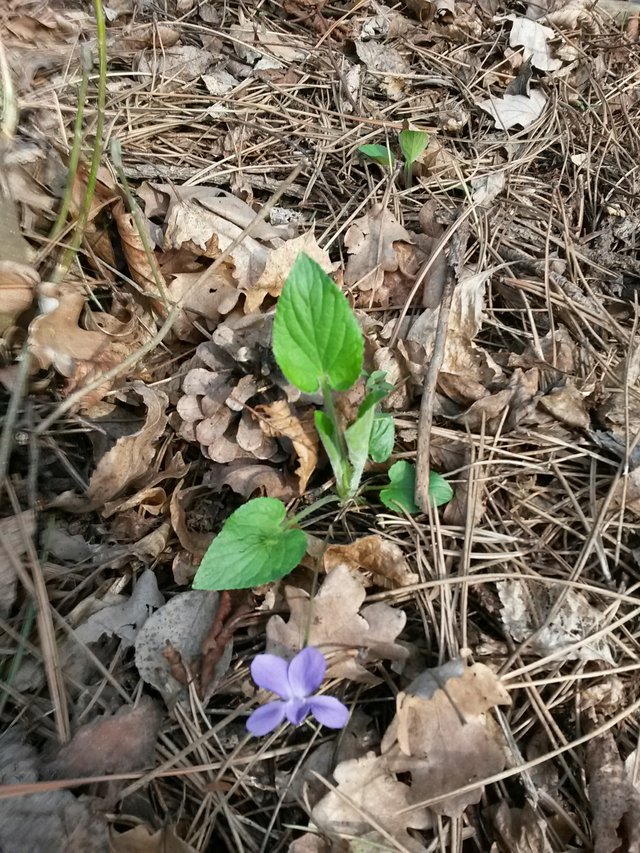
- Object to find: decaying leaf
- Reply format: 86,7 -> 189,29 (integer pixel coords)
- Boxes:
587,731 -> 640,853
381,659 -> 511,817
485,801 -> 552,853
266,564 -> 409,683
110,825 -> 196,853
46,696 -> 162,778
167,267 -> 240,342
134,590 -> 232,702
0,193 -> 37,331
84,384 -> 168,509
408,267 -> 502,389
74,570 -> 164,647
323,535 -> 418,588
113,199 -> 166,301
311,752 -> 432,852
477,90 -> 547,130
344,205 -> 413,296
498,580 -> 614,662
0,509 -> 36,617
204,461 -> 297,501
538,382 -> 590,430
507,15 -> 563,72
28,283 -> 110,377
257,399 -> 318,493
354,40 -> 410,99
0,734 -> 109,852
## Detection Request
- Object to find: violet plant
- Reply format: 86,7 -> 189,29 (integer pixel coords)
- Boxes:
192,253 -> 452,591
246,646 -> 349,736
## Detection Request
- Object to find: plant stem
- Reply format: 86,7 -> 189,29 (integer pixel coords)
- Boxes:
320,379 -> 351,499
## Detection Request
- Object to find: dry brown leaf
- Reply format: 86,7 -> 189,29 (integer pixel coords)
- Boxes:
82,384 -> 168,510
344,205 -> 413,295
0,734 -> 109,852
485,802 -> 552,852
323,535 -> 418,588
587,730 -> 640,853
0,509 -> 36,617
113,199 -> 167,302
29,283 -> 110,378
477,90 -> 548,130
167,267 -> 239,342
381,659 -> 511,817
497,580 -> 614,662
266,564 -> 409,683
408,267 -> 502,387
538,382 -> 590,429
46,696 -> 162,778
311,752 -> 432,852
242,231 -> 333,311
354,41 -> 410,99
205,460 -> 298,501
0,195 -> 37,330
257,399 -> 318,493
110,825 -> 196,853
170,483 -> 215,556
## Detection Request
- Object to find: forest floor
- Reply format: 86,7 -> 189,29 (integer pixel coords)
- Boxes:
1,0 -> 640,851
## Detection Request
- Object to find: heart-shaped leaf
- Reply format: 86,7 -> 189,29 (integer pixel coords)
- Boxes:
358,144 -> 395,168
398,129 -> 429,165
273,253 -> 364,394
193,498 -> 307,590
380,461 -> 453,514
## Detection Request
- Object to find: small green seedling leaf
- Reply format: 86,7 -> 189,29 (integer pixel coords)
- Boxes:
398,130 -> 429,166
193,497 -> 307,590
344,390 -> 386,497
380,460 -> 419,514
273,253 -> 364,394
358,144 -> 395,168
369,412 -> 394,463
380,462 -> 453,514
366,370 -> 394,396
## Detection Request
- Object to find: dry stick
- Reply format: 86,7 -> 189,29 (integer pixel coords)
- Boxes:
2,482 -> 71,743
415,225 -> 469,512
34,158 -> 308,436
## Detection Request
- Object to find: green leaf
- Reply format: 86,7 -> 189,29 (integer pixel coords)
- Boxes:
366,370 -> 394,396
428,471 -> 454,507
380,460 -> 419,514
273,253 -> 364,394
344,391 -> 385,497
369,413 -> 394,463
380,461 -> 453,514
358,144 -> 395,168
192,498 -> 307,590
398,130 -> 429,165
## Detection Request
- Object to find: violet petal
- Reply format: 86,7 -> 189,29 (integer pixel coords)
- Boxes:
251,654 -> 292,698
287,646 -> 326,697
308,695 -> 349,729
246,700 -> 287,735
285,698 -> 311,726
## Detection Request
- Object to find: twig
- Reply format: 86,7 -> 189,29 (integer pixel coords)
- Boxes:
415,224 -> 468,512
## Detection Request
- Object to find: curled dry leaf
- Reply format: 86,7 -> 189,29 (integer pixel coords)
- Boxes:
344,205 -> 413,297
266,564 -> 409,683
323,534 -> 419,588
204,460 -> 297,501
257,399 -> 318,493
538,382 -> 590,430
83,383 -> 168,510
46,696 -> 163,778
0,509 -> 36,617
311,752 -> 432,852
507,15 -> 563,71
485,802 -> 552,853
381,659 -> 511,817
167,267 -> 239,342
113,199 -> 167,303
354,40 -> 410,99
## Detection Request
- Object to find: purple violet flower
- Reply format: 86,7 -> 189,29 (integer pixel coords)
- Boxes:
246,646 -> 349,736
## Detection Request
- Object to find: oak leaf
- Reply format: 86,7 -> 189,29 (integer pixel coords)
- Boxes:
257,399 -> 318,493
